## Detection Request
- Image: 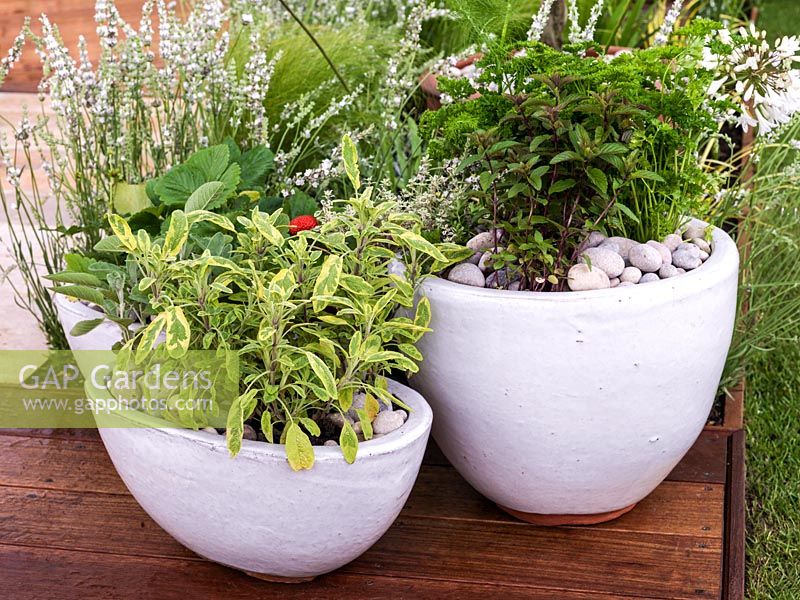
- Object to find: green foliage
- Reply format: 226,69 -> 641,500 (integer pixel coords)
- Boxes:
1,2 -> 426,349
51,138 -> 467,469
716,116 -> 800,390
151,142 -> 273,213
441,0 -> 539,46
422,37 -> 725,290
428,0 -> 706,51
122,195 -> 458,467
241,23 -> 395,127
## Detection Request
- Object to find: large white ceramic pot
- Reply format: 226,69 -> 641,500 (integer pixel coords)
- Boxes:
412,224 -> 739,525
94,379 -> 432,581
53,293 -> 123,351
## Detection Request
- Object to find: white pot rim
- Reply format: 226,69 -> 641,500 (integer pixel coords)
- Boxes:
427,221 -> 737,301
90,378 -> 432,465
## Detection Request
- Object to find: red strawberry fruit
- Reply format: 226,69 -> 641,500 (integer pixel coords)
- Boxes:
288,215 -> 318,235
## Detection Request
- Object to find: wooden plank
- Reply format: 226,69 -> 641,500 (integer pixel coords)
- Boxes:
0,471 -> 723,556
0,543 -> 656,600
667,431 -> 729,484
0,483 -> 722,598
705,384 -> 745,434
0,484 -> 721,599
724,383 -> 745,433
344,519 -> 722,599
0,486 -> 197,560
723,430 -> 745,600
0,432 -> 724,539
409,467 -> 724,538
0,434 -> 126,494
0,428 -> 102,442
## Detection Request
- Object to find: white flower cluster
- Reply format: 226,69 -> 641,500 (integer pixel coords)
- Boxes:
384,157 -> 471,242
380,1 -> 429,130
702,25 -> 800,134
527,0 -> 556,42
653,0 -> 685,47
565,0 -> 605,45
0,28 -> 26,81
95,0 -> 121,49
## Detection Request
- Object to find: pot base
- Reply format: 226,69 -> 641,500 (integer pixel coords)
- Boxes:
498,502 -> 637,526
242,570 -> 316,584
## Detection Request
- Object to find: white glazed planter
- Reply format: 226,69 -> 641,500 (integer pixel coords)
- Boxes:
412,224 -> 739,522
95,379 -> 432,580
54,293 -> 123,351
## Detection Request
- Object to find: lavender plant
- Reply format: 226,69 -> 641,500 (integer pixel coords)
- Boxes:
0,0 -> 445,348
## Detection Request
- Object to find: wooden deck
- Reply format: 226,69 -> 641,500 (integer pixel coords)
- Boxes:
0,424 -> 745,599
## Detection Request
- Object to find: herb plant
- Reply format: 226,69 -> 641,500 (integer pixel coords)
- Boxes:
53,137 -> 469,469
421,26 -> 735,290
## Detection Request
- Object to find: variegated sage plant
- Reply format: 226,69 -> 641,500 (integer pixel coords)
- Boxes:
55,137 -> 470,469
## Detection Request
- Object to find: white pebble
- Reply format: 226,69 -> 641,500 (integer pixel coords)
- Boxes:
466,232 -> 493,252
598,241 -> 620,255
478,248 -> 503,273
465,252 -> 481,265
610,277 -> 620,288
699,250 -> 709,261
658,264 -> 679,278
683,223 -> 706,240
601,237 -> 636,260
447,263 -> 486,287
372,411 -> 406,435
662,234 -> 682,251
585,231 -> 606,248
323,440 -> 338,447
466,231 -> 501,252
691,237 -> 711,253
328,413 -> 353,428
201,427 -> 218,435
578,231 -> 606,253
639,273 -> 660,283
676,242 -> 701,257
567,263 -> 611,291
629,244 -> 663,273
646,240 -> 672,266
672,248 -> 702,270
620,266 -> 642,284
486,270 -> 511,288
579,247 -> 625,278
618,281 -> 635,287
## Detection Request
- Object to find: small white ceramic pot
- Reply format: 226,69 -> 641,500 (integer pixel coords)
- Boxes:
53,293 -> 123,351
94,379 -> 432,581
412,224 -> 739,524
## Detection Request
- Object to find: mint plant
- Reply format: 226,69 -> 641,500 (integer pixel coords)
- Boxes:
422,26 -> 732,290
